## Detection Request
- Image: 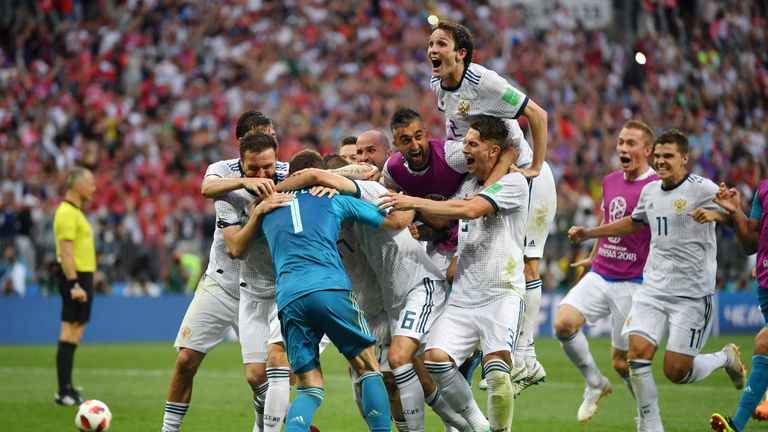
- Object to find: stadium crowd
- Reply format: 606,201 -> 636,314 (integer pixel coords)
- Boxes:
0,0 -> 765,296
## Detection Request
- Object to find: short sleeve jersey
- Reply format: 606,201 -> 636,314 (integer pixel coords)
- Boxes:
261,191 -> 385,311
430,62 -> 533,168
450,173 -> 529,307
53,201 -> 96,272
631,174 -> 722,297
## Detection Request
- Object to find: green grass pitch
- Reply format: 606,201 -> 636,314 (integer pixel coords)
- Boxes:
2,335 -> 767,431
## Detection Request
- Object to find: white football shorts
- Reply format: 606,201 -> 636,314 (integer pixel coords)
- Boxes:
389,278 -> 446,342
622,290 -> 715,357
560,271 -> 639,351
426,295 -> 525,365
174,275 -> 239,354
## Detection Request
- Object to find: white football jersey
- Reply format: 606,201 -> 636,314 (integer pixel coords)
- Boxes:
430,62 -> 533,168
206,159 -> 246,298
450,173 -> 529,307
631,173 -> 722,298
207,158 -> 289,301
352,180 -> 445,310
337,223 -> 386,317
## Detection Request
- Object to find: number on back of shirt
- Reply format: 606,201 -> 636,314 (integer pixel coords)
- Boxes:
289,200 -> 303,234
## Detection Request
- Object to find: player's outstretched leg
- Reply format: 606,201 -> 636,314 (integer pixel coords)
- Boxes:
668,344 -> 745,387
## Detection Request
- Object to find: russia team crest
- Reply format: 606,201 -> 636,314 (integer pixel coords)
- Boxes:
457,101 -> 470,117
673,198 -> 687,213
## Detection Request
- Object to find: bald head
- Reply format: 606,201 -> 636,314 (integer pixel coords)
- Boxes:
356,130 -> 393,171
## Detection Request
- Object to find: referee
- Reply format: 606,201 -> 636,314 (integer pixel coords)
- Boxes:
53,167 -> 96,406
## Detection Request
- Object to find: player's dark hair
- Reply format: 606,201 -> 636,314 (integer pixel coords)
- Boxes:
469,115 -> 509,149
436,21 -> 474,70
236,111 -> 273,140
623,120 -> 655,148
339,136 -> 357,148
323,154 -> 349,170
289,149 -> 326,175
65,167 -> 90,190
390,108 -> 424,133
654,129 -> 689,155
239,132 -> 278,158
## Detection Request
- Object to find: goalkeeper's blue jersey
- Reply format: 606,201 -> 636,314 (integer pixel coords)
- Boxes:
261,188 -> 384,311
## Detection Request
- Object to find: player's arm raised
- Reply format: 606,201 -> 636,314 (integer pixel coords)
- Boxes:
518,99 -> 548,179
568,216 -> 644,245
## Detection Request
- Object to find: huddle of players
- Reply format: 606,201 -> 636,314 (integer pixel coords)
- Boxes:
160,19 -> 751,432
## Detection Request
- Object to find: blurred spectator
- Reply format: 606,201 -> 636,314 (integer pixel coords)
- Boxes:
162,247 -> 201,295
0,244 -> 26,296
337,136 -> 358,164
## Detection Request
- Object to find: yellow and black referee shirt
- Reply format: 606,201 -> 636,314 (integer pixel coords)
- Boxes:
53,200 -> 96,273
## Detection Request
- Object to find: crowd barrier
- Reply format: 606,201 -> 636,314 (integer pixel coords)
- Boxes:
0,292 -> 762,344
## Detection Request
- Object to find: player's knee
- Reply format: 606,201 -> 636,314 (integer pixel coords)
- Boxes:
663,364 -> 689,383
245,365 -> 266,389
755,332 -> 768,355
267,347 -> 288,368
553,314 -> 579,339
175,349 -> 203,376
387,349 -> 412,370
611,355 -> 629,376
424,349 -> 450,364
627,336 -> 655,360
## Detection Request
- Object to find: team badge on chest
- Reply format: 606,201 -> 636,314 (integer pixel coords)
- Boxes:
673,198 -> 687,213
457,101 -> 470,117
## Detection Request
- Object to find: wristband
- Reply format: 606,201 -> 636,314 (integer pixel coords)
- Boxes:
67,279 -> 80,290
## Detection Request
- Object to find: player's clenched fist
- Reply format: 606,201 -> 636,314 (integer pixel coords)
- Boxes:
568,226 -> 588,244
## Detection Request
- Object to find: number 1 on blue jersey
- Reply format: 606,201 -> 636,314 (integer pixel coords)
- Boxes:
289,200 -> 303,233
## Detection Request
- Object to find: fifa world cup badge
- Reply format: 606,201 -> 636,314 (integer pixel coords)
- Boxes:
457,101 -> 470,117
673,198 -> 687,213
